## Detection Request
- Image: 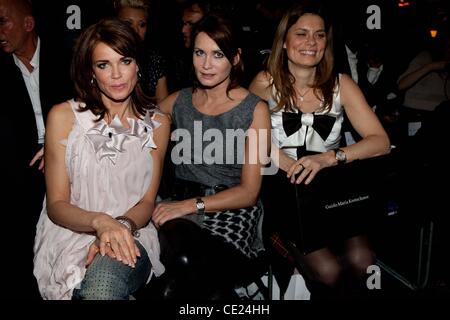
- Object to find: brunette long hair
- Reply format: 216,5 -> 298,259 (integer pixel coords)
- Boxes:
71,18 -> 154,120
268,2 -> 337,113
191,14 -> 244,95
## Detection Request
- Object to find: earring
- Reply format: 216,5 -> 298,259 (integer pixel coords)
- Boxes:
137,71 -> 142,79
90,77 -> 95,85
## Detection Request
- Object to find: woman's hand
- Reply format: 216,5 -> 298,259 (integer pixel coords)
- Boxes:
287,151 -> 334,185
85,239 -> 116,266
92,214 -> 141,268
152,199 -> 196,227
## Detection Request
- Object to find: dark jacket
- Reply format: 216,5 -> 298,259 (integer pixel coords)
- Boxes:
0,37 -> 72,221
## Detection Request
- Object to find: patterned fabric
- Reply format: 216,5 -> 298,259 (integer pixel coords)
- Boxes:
171,89 -> 265,259
142,48 -> 167,98
203,204 -> 263,259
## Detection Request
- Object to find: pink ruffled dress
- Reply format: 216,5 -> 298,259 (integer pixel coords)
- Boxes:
33,99 -> 164,300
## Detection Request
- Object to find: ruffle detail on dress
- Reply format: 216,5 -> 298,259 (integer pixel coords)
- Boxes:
86,111 -> 159,164
129,111 -> 161,150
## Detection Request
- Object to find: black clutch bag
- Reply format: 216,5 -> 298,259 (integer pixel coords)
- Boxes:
262,155 -> 390,255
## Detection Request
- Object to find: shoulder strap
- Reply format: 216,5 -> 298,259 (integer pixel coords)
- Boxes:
67,99 -> 99,132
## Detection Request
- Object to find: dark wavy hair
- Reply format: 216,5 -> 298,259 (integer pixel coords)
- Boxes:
191,14 -> 244,95
268,2 -> 337,113
71,18 -> 154,120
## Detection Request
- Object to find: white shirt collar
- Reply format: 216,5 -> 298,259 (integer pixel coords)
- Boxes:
13,37 -> 40,70
30,37 -> 40,69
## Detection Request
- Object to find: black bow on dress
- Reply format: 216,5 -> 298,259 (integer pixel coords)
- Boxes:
282,112 -> 336,141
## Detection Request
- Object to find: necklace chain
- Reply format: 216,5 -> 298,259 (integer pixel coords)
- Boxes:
298,87 -> 312,102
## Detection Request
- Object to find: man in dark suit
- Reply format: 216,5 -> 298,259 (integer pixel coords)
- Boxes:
0,0 -> 72,299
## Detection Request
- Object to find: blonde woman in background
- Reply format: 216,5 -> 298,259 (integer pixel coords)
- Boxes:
115,0 -> 169,103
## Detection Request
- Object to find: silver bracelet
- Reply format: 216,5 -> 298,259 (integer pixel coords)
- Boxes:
116,216 -> 140,238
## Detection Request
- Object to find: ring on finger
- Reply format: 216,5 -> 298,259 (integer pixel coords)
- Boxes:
298,163 -> 304,169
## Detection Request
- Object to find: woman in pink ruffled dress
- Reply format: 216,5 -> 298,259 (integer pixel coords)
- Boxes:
33,19 -> 170,300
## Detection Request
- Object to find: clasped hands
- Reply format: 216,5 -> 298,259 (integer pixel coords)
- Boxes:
86,215 -> 140,268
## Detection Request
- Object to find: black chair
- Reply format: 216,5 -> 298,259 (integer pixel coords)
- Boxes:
370,103 -> 449,291
134,219 -> 273,300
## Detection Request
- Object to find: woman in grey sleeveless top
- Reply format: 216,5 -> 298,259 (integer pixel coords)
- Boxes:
152,14 -> 271,299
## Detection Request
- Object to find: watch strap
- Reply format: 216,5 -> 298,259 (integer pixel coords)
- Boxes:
334,148 -> 347,165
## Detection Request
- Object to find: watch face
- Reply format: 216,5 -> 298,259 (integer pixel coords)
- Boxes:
336,150 -> 346,162
196,199 -> 205,210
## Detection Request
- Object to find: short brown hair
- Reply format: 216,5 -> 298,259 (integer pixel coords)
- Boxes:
71,18 -> 154,120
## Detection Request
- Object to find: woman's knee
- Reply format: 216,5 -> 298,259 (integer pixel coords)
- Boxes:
74,256 -> 129,300
303,250 -> 342,287
313,261 -> 342,286
347,247 -> 374,276
74,242 -> 150,300
345,236 -> 375,276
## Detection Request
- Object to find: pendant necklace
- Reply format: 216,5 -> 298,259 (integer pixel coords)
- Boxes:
298,87 -> 311,102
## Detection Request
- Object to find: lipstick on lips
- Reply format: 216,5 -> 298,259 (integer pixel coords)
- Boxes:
110,83 -> 127,90
200,73 -> 214,80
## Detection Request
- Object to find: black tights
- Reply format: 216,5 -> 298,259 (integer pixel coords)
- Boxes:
156,218 -> 254,300
289,235 -> 374,299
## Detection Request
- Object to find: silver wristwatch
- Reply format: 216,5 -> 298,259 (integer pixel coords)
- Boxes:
196,197 -> 205,214
334,148 -> 347,165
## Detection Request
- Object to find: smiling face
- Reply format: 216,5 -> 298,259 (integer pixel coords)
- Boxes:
92,42 -> 138,104
193,31 -> 238,89
117,6 -> 147,41
283,13 -> 327,69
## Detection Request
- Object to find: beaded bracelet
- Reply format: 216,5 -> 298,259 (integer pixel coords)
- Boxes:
116,216 -> 140,238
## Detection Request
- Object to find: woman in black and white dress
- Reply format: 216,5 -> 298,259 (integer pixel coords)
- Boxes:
250,2 -> 390,297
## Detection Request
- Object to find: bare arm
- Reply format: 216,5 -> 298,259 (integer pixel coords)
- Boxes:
198,100 -> 271,210
339,74 -> 391,161
250,72 -> 299,172
398,61 -> 448,91
86,113 -> 170,266
45,102 -> 108,232
152,100 -> 271,226
286,74 -> 390,185
45,103 -> 137,264
158,90 -> 180,121
46,103 -> 170,265
249,71 -> 272,102
122,113 -> 170,227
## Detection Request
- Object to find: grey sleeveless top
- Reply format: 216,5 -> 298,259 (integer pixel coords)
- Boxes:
171,88 -> 260,188
171,88 -> 264,258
